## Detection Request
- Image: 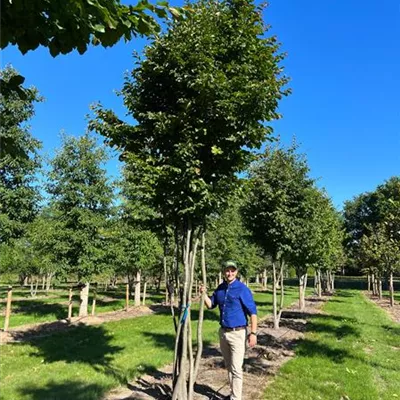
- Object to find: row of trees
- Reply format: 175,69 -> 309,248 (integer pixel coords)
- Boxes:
343,177 -> 400,306
2,0 -> 397,398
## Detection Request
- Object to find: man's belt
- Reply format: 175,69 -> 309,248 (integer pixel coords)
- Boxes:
222,326 -> 247,332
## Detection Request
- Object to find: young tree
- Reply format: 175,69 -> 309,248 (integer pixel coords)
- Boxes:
0,66 -> 42,243
90,0 -> 288,396
242,142 -> 314,327
47,133 -> 113,316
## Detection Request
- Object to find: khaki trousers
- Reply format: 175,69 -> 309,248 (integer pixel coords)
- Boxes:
219,328 -> 247,400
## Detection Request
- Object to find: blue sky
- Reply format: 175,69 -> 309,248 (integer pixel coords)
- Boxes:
2,0 -> 399,209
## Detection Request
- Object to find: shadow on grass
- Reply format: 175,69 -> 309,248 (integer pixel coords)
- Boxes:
9,324 -> 126,385
382,324 -> 400,337
18,380 -> 108,400
308,320 -> 361,339
5,299 -> 69,320
296,339 -> 350,363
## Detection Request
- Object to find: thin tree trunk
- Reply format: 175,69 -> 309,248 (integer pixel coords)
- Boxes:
389,272 -> 394,307
262,268 -> 267,290
367,274 -> 371,293
91,285 -> 97,316
164,241 -> 169,304
193,229 -> 206,381
142,281 -> 147,305
372,273 -> 376,296
68,288 -> 73,320
272,260 -> 279,329
331,272 -> 335,291
42,275 -> 46,290
279,261 -> 285,320
46,273 -> 53,293
172,222 -> 192,400
299,273 -> 307,311
317,269 -> 322,298
378,277 -> 382,300
79,282 -> 90,317
134,270 -> 141,307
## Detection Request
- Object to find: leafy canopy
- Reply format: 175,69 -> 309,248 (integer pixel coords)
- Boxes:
46,133 -> 113,281
91,0 -> 289,225
0,66 -> 43,243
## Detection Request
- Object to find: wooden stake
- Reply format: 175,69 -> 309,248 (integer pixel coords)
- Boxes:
68,288 -> 73,321
4,286 -> 12,332
125,283 -> 129,311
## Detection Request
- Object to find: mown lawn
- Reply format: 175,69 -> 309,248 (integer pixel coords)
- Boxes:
0,287 -> 164,328
263,290 -> 400,400
0,286 -> 303,400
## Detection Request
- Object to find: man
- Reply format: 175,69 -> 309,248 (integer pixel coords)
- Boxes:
200,260 -> 257,400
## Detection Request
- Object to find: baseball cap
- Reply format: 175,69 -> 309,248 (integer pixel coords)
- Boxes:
223,260 -> 238,270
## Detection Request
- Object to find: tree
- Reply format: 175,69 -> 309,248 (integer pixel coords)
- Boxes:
242,142 -> 314,327
108,215 -> 162,306
90,0 -> 288,397
0,66 -> 42,243
207,195 -> 263,285
288,186 -> 344,308
343,191 -> 379,275
47,133 -> 113,316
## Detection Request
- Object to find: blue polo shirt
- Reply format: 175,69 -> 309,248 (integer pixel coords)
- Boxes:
210,279 -> 257,328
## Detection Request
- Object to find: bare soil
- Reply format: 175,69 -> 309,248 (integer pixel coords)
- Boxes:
365,292 -> 400,324
105,297 -> 327,400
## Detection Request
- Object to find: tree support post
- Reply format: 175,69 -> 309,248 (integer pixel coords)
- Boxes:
68,288 -> 73,320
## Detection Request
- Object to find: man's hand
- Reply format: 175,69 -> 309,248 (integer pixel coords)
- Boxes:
248,333 -> 257,348
199,285 -> 206,294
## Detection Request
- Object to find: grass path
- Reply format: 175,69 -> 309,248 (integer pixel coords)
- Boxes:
0,286 -> 304,400
263,290 -> 400,400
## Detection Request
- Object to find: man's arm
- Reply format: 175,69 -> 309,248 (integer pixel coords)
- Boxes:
199,285 -> 213,309
248,313 -> 258,347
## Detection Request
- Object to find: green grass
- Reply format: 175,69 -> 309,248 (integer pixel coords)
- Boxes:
0,288 -> 164,328
263,290 -> 400,400
0,286 -> 302,400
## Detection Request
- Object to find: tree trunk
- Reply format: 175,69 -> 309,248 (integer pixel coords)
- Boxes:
30,277 -> 39,297
79,282 -> 90,317
91,285 -> 97,316
331,272 -> 335,292
378,277 -> 382,300
218,271 -> 222,284
256,273 -> 260,285
389,272 -> 394,307
262,268 -> 267,290
42,275 -> 46,290
326,271 -> 331,293
134,270 -> 141,307
164,245 -> 169,304
299,273 -> 307,311
317,269 -> 322,298
172,221 -> 203,400
142,281 -> 147,305
46,273 -> 53,293
272,260 -> 279,329
279,261 -> 285,316
367,274 -> 371,293
371,273 -> 376,296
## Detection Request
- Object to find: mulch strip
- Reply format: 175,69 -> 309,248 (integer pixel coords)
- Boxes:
365,292 -> 400,324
